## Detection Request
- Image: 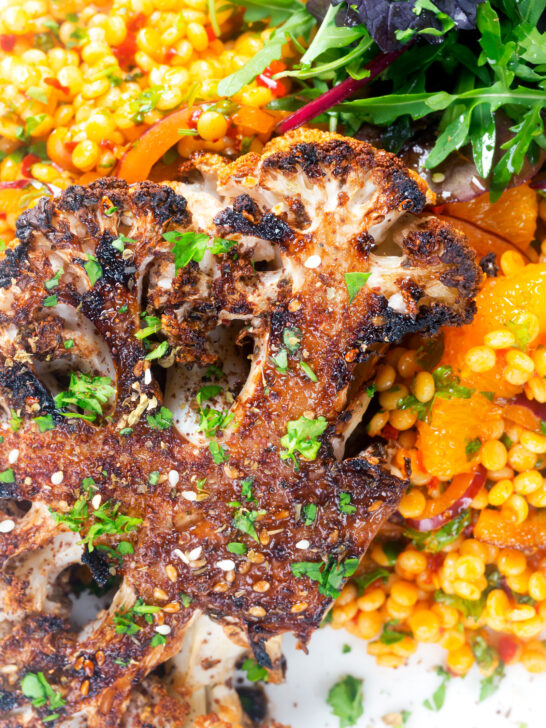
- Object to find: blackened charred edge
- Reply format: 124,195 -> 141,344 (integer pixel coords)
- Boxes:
479,251 -> 499,278
263,139 -> 426,212
81,547 -> 112,587
337,454 -> 407,507
96,231 -> 133,286
214,194 -> 294,244
0,690 -> 18,711
0,482 -> 15,498
131,181 -> 189,225
246,630 -> 273,669
0,241 -> 29,289
0,361 -> 58,417
354,293 -> 476,353
15,195 -> 54,244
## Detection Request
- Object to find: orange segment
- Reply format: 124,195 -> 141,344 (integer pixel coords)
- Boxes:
442,263 -> 546,398
417,393 -> 503,479
444,184 -> 538,251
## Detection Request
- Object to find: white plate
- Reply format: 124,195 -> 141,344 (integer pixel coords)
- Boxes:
266,628 -> 540,728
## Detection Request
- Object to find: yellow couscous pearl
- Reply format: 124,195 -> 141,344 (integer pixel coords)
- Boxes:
453,580 -> 482,600
187,22 -> 208,51
4,6 -> 29,34
455,554 -> 485,581
337,583 -> 357,605
72,140 -> 100,171
506,349 -> 535,373
508,443 -> 537,472
498,549 -> 527,576
512,616 -> 543,639
413,371 -> 435,402
527,485 -> 546,507
385,596 -> 413,620
331,601 -> 358,625
520,431 -> 546,454
356,587 -> 385,612
239,86 -> 273,107
532,347 -> 546,377
197,110 -> 228,141
484,329 -> 516,349
432,603 -> 459,629
397,350 -> 420,379
487,588 -> 510,617
375,364 -> 396,392
506,569 -> 531,594
500,249 -> 525,276
356,610 -> 383,639
488,478 -> 514,506
408,609 -> 440,642
397,549 -> 427,575
525,376 -> 546,403
389,408 -> 418,431
465,345 -> 496,373
447,645 -> 474,675
379,385 -> 408,411
480,439 -> 507,471
390,580 -> 419,607
521,643 -> 546,673
398,489 -> 426,519
368,411 -> 388,437
86,112 -> 116,141
529,572 -> 546,601
513,469 -> 543,494
501,493 -> 528,524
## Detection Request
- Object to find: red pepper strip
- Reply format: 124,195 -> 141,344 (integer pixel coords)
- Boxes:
21,154 -> 41,179
0,34 -> 16,52
277,46 -> 407,135
405,465 -> 486,532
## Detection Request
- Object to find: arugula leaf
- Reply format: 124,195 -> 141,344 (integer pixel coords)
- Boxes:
226,0 -> 305,25
326,675 -> 364,728
405,511 -> 470,552
345,271 -> 371,304
423,666 -> 450,711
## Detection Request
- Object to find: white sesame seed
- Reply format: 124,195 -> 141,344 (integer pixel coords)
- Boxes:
168,470 -> 179,486
144,369 -> 152,385
8,449 -> 19,464
91,494 -> 102,510
188,546 -> 202,561
0,519 -> 15,534
51,471 -> 64,485
181,490 -> 196,501
304,255 -> 321,269
216,559 -> 235,571
296,539 -> 310,550
155,624 -> 171,635
173,548 -> 189,564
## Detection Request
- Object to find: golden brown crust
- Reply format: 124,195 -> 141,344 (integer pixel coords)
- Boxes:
0,130 -> 480,726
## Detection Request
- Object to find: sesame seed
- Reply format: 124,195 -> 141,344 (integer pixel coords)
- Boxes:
216,559 -> 235,571
144,369 -> 152,385
304,254 -> 321,269
0,519 -> 15,534
8,449 -> 19,464
51,471 -> 64,485
181,490 -> 196,501
168,470 -> 180,486
296,539 -> 310,550
155,624 -> 171,635
91,494 -> 102,510
173,548 -> 189,564
188,546 -> 202,560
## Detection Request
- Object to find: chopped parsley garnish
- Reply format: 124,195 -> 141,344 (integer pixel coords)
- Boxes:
353,568 -> 390,595
506,317 -> 532,350
379,620 -> 406,645
114,598 -> 161,634
150,633 -> 167,647
382,541 -> 404,565
164,230 -> 237,272
302,502 -> 317,525
242,658 -> 269,682
43,294 -> 58,307
198,405 -> 233,437
291,556 -> 359,599
15,114 -> 47,142
227,542 -> 247,554
147,406 -> 173,430
196,385 -> 223,403
344,271 -> 371,305
180,592 -> 193,607
145,340 -> 169,361
479,662 -> 505,702
120,427 -> 133,436
398,365 -> 474,422
0,468 -> 15,483
366,383 -> 377,398
472,635 -> 497,672
135,316 -> 161,340
111,232 -> 137,252
433,589 -> 486,621
64,339 -> 74,349
283,327 -> 302,353
300,361 -> 318,382
339,492 -> 356,515
423,666 -> 450,711
55,372 -> 115,422
118,304 -> 128,314
209,441 -> 229,463
83,254 -> 102,286
45,268 -> 63,290
34,414 -> 55,432
20,672 -> 66,719
465,437 -> 482,460
241,477 -> 256,502
280,415 -> 328,470
326,674 -> 364,728
405,510 -> 470,553
10,409 -> 22,432
271,348 -> 289,373
149,471 -> 160,485
232,507 -> 265,541
342,644 -> 351,654
105,205 -> 118,215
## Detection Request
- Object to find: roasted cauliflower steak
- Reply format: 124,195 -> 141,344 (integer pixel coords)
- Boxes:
0,129 -> 480,727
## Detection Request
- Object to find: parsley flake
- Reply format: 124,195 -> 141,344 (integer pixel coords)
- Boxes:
280,415 -> 328,469
326,675 -> 364,728
345,271 -> 371,305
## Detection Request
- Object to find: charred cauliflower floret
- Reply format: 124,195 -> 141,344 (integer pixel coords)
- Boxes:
0,129 -> 480,727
